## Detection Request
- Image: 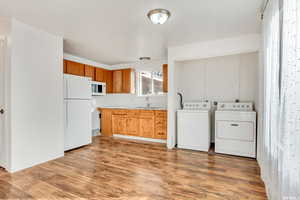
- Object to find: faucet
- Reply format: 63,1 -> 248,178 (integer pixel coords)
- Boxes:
177,92 -> 184,109
145,96 -> 150,108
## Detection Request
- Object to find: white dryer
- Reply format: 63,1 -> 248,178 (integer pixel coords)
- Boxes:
177,102 -> 211,152
215,102 -> 256,158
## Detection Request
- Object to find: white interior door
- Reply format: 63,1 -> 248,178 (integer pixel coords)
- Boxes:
0,38 -> 6,168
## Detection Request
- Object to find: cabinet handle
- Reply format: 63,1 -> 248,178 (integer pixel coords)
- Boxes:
231,124 -> 239,127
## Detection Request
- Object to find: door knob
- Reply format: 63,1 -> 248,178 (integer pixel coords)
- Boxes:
0,109 -> 4,114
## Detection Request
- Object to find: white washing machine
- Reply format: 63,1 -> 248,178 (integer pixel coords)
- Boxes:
215,102 -> 256,158
177,102 -> 211,152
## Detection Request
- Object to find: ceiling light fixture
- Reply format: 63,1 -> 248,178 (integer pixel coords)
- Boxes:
147,9 -> 171,25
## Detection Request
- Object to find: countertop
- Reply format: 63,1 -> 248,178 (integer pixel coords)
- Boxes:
98,106 -> 167,111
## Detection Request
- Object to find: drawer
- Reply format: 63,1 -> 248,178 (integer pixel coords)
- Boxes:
155,118 -> 167,126
126,110 -> 140,116
155,110 -> 167,117
155,130 -> 167,138
112,109 -> 127,115
216,121 -> 254,141
139,110 -> 155,117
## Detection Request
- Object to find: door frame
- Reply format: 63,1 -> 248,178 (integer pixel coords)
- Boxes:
0,37 -> 7,169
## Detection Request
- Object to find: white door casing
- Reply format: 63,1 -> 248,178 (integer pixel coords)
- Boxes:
0,37 -> 5,168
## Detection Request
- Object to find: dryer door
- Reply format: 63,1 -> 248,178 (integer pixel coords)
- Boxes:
216,121 -> 254,141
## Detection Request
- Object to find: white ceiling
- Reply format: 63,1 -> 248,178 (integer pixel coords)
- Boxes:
0,0 -> 263,65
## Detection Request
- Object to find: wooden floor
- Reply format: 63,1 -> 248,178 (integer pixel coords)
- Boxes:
0,136 -> 267,200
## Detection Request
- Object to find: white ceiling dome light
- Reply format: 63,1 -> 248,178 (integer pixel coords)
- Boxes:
147,9 -> 171,25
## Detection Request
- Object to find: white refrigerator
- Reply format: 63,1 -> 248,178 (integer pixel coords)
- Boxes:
64,74 -> 92,151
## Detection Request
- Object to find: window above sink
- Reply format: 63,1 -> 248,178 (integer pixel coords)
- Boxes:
137,71 -> 164,96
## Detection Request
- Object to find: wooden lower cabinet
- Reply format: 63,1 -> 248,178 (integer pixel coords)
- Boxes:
139,116 -> 155,138
154,117 -> 167,139
101,108 -> 167,140
154,111 -> 167,139
100,109 -> 113,136
112,115 -> 127,135
126,117 -> 140,136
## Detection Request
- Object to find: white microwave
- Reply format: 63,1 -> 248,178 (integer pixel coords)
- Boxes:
92,81 -> 106,96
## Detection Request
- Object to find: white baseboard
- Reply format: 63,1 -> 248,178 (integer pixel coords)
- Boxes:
8,153 -> 64,173
113,134 -> 166,144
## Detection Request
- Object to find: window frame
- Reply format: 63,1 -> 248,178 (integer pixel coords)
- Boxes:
136,70 -> 165,97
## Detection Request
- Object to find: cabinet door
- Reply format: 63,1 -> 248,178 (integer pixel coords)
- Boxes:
122,68 -> 133,93
139,116 -> 154,138
126,117 -> 139,136
66,60 -> 85,76
154,117 -> 167,139
85,65 -> 95,81
100,109 -> 112,136
163,64 -> 168,93
63,60 -> 67,73
95,68 -> 106,82
112,115 -> 126,134
113,70 -> 123,93
104,70 -> 113,93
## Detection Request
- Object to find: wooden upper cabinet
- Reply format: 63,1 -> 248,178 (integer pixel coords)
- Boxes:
95,68 -> 106,82
65,60 -> 85,76
112,68 -> 134,94
122,68 -> 133,93
113,70 -> 123,93
163,64 -> 168,93
105,70 -> 113,93
84,65 -> 95,81
63,60 -> 67,73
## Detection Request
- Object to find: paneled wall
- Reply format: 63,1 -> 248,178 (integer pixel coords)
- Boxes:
177,52 -> 259,107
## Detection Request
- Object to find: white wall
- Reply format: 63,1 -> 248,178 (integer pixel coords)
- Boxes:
64,53 -> 111,70
167,34 -> 261,149
6,19 -> 64,172
94,94 -> 167,108
177,52 -> 258,105
0,17 -> 11,35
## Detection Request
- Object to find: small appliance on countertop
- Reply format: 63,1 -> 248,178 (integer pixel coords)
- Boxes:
215,102 -> 256,158
177,101 -> 212,152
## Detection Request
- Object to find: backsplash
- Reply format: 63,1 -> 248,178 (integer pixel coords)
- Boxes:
92,94 -> 167,108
